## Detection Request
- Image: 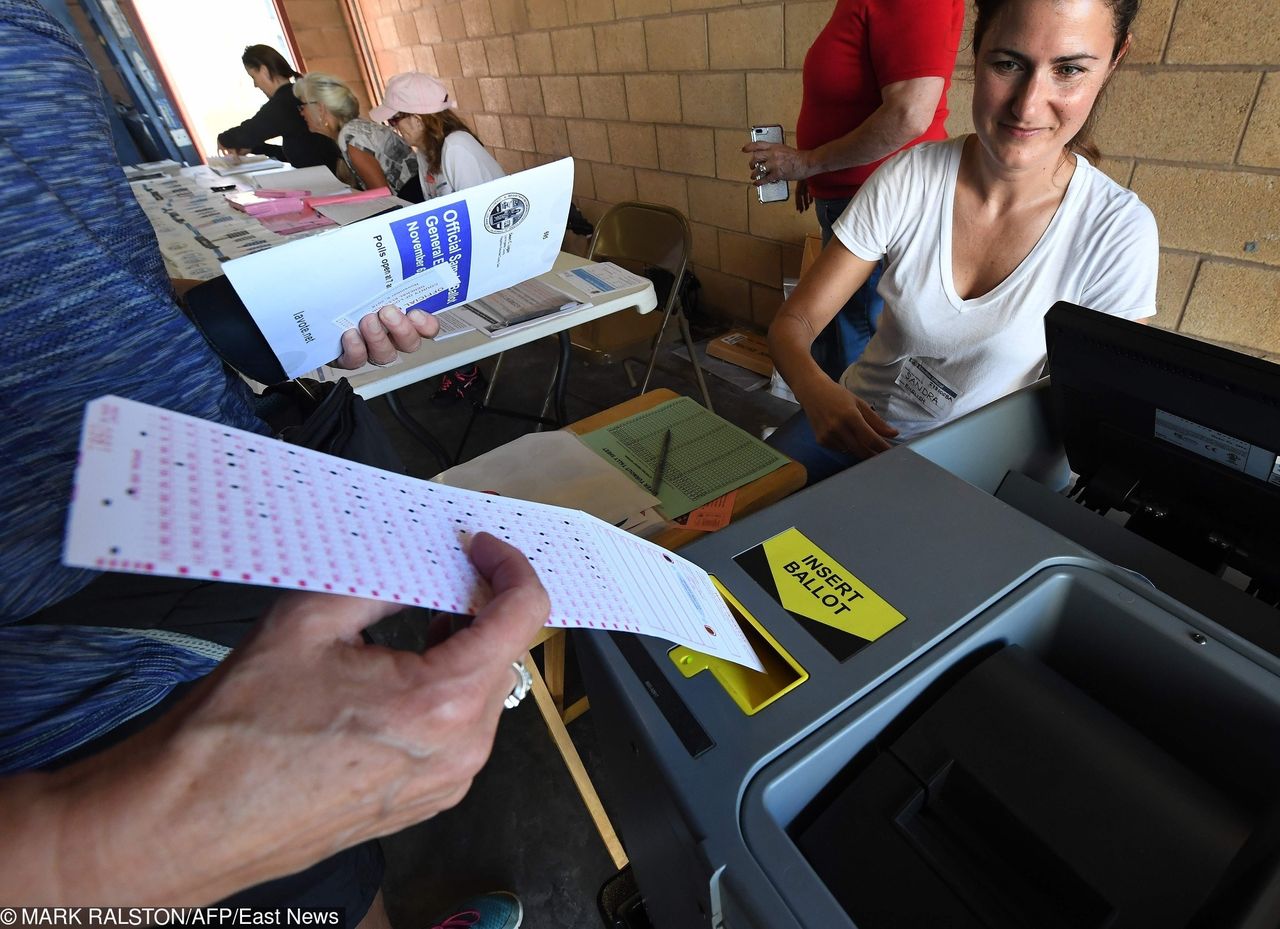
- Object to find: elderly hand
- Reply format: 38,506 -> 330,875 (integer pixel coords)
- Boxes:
23,533 -> 549,905
803,381 -> 898,460
742,140 -> 812,186
331,304 -> 441,369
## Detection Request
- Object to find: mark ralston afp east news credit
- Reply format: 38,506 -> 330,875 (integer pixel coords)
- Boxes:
0,909 -> 342,926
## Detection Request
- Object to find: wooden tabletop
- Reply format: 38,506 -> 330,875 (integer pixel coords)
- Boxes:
566,388 -> 807,551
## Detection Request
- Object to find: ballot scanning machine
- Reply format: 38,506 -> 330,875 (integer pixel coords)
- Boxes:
580,303 -> 1280,929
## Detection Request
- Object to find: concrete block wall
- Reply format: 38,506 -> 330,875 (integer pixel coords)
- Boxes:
948,0 -> 1280,359
343,0 -> 836,329
281,0 -> 374,114
292,0 -> 1280,359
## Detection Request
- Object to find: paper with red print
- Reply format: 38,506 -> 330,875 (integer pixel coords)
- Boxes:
64,397 -> 760,670
675,491 -> 738,532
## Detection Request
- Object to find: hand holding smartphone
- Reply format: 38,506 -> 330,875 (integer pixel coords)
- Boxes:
748,125 -> 789,204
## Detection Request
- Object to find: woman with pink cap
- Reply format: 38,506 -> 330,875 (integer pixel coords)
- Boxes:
372,73 -> 505,201
373,73 -> 508,404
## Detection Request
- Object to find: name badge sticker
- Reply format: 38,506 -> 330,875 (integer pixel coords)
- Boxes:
895,357 -> 959,416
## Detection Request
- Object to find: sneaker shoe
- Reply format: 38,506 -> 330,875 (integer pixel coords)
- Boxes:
431,364 -> 487,405
426,891 -> 522,929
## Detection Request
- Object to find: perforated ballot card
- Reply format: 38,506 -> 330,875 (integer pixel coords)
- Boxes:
64,397 -> 761,670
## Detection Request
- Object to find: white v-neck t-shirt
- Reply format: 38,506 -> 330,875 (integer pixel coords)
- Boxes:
832,137 -> 1158,441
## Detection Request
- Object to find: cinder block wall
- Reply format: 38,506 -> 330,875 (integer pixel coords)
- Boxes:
299,0 -> 1280,359
282,0 -> 374,113
949,0 -> 1280,358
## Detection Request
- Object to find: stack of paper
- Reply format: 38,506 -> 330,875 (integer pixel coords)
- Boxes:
308,188 -> 409,225
208,154 -> 285,176
259,211 -> 337,235
252,166 -> 349,196
129,175 -> 291,278
452,278 -> 587,337
557,262 -> 650,296
580,396 -> 791,519
225,189 -> 313,216
433,431 -> 661,525
124,159 -> 183,180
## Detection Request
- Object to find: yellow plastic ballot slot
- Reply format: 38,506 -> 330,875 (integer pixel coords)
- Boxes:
668,576 -> 808,715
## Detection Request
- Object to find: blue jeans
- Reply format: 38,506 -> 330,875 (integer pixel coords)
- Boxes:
810,197 -> 884,381
766,408 -> 861,486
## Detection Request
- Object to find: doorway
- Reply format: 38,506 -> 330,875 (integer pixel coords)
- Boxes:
129,0 -> 296,161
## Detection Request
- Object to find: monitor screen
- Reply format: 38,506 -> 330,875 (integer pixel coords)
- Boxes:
1044,302 -> 1280,580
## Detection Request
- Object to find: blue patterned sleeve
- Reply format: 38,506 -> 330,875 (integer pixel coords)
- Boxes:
0,0 -> 268,621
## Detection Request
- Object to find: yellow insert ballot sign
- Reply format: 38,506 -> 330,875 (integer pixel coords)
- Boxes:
734,528 -> 904,661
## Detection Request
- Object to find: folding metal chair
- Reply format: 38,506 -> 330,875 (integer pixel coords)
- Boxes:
587,201 -> 713,411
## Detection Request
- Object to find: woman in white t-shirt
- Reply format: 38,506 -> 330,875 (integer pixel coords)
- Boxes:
372,72 -> 505,200
768,0 -> 1157,484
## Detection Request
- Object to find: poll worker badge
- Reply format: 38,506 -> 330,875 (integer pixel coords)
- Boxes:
734,528 -> 905,661
895,357 -> 958,417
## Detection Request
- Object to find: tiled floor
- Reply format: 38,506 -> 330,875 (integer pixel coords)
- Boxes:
368,332 -> 796,928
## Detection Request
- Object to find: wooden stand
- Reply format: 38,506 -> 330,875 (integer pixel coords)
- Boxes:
523,389 -> 806,868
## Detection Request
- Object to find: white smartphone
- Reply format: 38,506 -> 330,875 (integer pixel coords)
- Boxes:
750,124 -> 789,204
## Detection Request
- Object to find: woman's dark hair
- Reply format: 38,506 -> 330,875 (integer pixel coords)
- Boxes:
416,110 -> 475,174
971,0 -> 1140,164
241,44 -> 300,81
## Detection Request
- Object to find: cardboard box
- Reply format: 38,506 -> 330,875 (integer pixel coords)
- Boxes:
800,233 -> 823,279
707,328 -> 774,377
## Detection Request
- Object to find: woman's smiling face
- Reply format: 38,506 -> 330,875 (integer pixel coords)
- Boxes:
971,0 -> 1127,172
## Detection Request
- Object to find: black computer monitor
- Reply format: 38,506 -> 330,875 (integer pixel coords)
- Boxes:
1044,302 -> 1280,586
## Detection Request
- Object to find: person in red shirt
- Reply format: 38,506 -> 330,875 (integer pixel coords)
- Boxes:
744,0 -> 964,378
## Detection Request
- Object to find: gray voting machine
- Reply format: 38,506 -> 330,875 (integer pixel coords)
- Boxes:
580,303 -> 1280,929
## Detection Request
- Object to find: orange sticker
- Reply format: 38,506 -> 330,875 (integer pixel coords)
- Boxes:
677,490 -> 738,532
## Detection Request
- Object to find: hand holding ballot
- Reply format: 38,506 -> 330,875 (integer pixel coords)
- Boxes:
8,533 -> 550,906
65,397 -> 764,671
331,303 -> 441,369
222,159 -> 575,379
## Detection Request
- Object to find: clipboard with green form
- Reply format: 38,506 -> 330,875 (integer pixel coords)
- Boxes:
579,396 -> 792,519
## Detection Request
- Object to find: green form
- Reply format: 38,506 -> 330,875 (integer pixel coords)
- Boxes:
580,396 -> 792,519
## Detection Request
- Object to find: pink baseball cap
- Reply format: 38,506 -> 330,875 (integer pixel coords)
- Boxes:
370,72 -> 458,122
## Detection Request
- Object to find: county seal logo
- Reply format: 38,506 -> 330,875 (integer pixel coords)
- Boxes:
485,193 -> 529,233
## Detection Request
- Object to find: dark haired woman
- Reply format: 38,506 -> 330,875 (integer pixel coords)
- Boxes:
215,44 -> 338,170
768,0 -> 1157,484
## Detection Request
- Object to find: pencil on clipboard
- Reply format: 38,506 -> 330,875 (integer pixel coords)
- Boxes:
651,428 -> 673,495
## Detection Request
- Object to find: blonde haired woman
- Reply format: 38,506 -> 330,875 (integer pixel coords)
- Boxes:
293,72 -> 423,201
371,73 -> 504,199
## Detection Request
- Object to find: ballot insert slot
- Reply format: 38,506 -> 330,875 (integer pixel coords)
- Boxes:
667,577 -> 808,717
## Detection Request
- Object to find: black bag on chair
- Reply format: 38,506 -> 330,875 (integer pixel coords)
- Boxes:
183,275 -> 290,385
182,276 -> 404,473
259,377 -> 405,474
